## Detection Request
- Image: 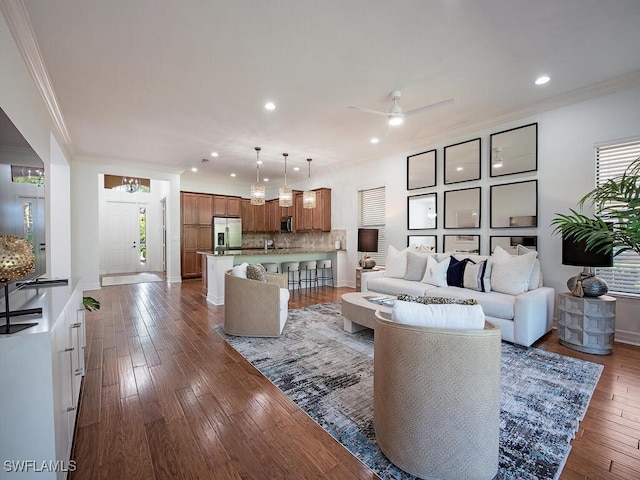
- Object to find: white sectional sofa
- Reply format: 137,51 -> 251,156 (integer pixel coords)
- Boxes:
360,246 -> 554,347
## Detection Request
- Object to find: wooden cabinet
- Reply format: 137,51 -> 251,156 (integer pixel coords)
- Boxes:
181,192 -> 214,279
213,195 -> 241,217
294,188 -> 332,232
267,199 -> 280,233
240,199 -> 255,233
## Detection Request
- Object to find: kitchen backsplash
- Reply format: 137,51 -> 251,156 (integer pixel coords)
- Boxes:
243,229 -> 346,250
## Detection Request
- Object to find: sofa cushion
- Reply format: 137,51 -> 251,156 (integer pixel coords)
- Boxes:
231,262 -> 249,278
397,293 -> 478,306
246,263 -> 268,282
463,258 -> 492,292
491,246 -> 537,295
384,245 -> 408,278
392,300 -> 485,330
427,286 -> 516,320
421,255 -> 450,287
367,277 -> 430,296
404,252 -> 429,281
447,256 -> 473,287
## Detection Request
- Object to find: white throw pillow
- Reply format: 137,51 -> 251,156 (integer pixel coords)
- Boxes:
392,300 -> 485,330
463,258 -> 492,292
383,245 -> 408,278
421,255 -> 450,287
515,244 -> 542,290
231,262 -> 248,278
491,246 -> 537,295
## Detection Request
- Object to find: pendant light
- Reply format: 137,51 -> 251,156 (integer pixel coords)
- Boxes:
303,158 -> 316,209
250,147 -> 265,205
278,152 -> 293,207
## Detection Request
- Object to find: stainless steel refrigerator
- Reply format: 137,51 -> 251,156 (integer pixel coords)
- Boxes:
213,217 -> 242,252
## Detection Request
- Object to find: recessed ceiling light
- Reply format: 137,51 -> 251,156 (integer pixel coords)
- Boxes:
293,167 -> 300,171
456,166 -> 463,171
263,178 -> 269,182
230,173 -> 236,177
370,137 -> 379,144
265,102 -> 276,110
210,151 -> 219,157
191,167 -> 197,172
535,75 -> 550,85
257,160 -> 263,165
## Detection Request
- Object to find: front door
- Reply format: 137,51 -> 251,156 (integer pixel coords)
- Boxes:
106,201 -> 144,274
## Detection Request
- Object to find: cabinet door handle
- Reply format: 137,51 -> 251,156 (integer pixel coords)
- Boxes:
66,406 -> 76,412
64,347 -> 75,352
71,323 -> 82,328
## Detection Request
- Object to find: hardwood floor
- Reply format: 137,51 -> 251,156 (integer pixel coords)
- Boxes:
70,279 -> 640,479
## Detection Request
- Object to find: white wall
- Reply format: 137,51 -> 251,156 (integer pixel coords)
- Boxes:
311,85 -> 640,344
0,14 -> 72,281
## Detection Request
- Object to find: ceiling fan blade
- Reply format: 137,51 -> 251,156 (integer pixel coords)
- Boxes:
347,105 -> 389,116
403,97 -> 454,117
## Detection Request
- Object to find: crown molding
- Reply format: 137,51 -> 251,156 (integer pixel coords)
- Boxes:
0,0 -> 73,150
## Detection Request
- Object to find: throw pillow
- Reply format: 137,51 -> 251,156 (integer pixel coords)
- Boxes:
447,256 -> 472,287
515,244 -> 542,290
491,245 -> 537,295
383,245 -> 407,278
463,258 -> 492,292
391,300 -> 485,330
404,252 -> 429,281
397,293 -> 478,306
231,262 -> 248,278
246,263 -> 268,282
420,255 -> 450,287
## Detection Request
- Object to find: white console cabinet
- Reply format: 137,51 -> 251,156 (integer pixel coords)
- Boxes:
0,279 -> 84,479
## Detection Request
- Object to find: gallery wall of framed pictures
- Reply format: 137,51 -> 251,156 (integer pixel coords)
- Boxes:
405,123 -> 538,256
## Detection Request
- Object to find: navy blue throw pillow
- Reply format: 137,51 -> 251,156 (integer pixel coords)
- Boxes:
447,256 -> 474,287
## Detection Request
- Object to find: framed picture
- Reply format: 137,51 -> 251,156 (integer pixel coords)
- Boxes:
490,123 -> 537,177
443,234 -> 480,254
408,235 -> 437,252
408,193 -> 437,230
490,180 -> 537,228
444,187 -> 481,229
444,138 -> 481,184
407,149 -> 436,190
490,236 -> 538,254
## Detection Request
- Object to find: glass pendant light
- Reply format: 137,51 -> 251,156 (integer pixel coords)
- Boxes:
303,158 -> 316,209
250,147 -> 265,205
278,152 -> 293,207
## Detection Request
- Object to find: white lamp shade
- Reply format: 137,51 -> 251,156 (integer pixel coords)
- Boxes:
279,186 -> 293,207
250,184 -> 265,205
303,190 -> 317,209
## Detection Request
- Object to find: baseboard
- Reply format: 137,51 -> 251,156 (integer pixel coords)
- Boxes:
167,276 -> 182,283
83,281 -> 101,291
614,329 -> 640,346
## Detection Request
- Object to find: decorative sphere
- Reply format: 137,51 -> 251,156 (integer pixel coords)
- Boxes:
567,274 -> 608,297
359,256 -> 376,269
0,235 -> 35,285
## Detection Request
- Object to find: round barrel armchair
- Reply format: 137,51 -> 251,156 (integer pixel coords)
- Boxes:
373,310 -> 502,480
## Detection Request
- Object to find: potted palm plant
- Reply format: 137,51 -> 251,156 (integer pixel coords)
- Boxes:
551,156 -> 640,294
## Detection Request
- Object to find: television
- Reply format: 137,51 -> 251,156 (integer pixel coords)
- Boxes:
562,235 -> 613,268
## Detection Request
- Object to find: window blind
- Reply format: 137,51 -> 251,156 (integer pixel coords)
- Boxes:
358,186 -> 386,266
596,140 -> 640,296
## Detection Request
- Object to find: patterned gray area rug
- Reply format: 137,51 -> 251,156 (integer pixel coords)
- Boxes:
213,302 -> 603,480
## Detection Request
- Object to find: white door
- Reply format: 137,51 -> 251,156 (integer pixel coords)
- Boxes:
106,202 -> 141,274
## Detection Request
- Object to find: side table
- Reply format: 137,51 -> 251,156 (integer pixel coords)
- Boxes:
355,266 -> 383,292
556,291 -> 616,355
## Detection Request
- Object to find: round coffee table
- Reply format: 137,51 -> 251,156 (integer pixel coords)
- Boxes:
340,292 -> 394,333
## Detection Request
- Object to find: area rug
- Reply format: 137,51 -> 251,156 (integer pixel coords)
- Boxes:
214,302 -> 603,480
101,273 -> 163,286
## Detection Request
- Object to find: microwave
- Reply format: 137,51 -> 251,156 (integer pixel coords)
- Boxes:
280,216 -> 293,232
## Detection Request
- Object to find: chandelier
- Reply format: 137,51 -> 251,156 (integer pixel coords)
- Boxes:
122,176 -> 140,193
250,147 -> 265,205
303,158 -> 316,209
279,152 -> 293,207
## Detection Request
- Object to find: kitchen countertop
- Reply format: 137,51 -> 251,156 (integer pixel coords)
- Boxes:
199,248 -> 344,256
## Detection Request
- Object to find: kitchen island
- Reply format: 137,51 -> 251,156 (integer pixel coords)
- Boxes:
198,248 -> 344,305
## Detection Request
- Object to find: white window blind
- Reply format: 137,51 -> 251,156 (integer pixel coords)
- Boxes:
358,186 -> 386,266
596,140 -> 640,296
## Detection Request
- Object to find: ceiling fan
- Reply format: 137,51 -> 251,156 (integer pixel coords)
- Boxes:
348,90 -> 453,126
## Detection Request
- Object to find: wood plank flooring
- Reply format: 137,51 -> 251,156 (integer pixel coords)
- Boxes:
70,279 -> 640,479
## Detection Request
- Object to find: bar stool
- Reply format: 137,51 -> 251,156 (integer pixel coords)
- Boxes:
316,259 -> 334,287
281,261 -> 301,292
262,262 -> 279,273
299,260 -> 318,290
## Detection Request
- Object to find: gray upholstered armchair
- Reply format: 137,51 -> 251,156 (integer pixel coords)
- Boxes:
223,270 -> 290,337
373,310 -> 502,480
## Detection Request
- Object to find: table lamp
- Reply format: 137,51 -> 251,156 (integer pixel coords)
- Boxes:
562,234 -> 613,297
357,228 -> 379,269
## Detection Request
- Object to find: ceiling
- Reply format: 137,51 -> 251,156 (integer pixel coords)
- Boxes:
13,0 -> 640,186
